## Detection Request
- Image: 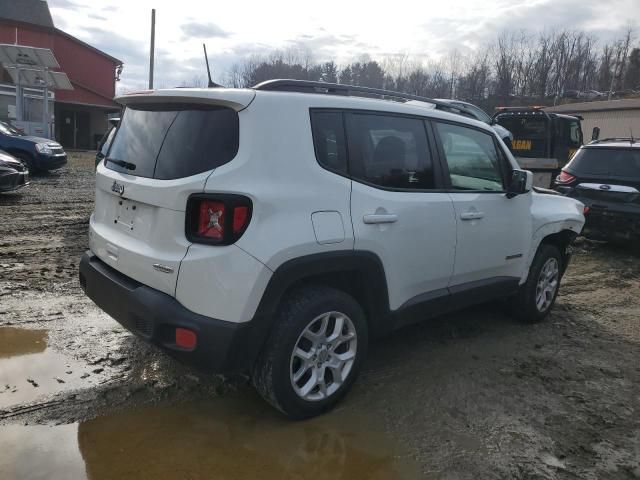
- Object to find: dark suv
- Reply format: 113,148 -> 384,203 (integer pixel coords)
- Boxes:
0,121 -> 67,172
553,139 -> 640,241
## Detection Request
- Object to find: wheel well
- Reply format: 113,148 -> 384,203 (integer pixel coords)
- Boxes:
285,270 -> 378,323
540,230 -> 577,274
6,149 -> 32,165
256,252 -> 391,339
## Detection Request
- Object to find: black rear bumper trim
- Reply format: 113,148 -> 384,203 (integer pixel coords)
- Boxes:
79,252 -> 260,373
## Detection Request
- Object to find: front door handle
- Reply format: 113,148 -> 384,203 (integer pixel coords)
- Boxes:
363,213 -> 398,224
460,211 -> 484,220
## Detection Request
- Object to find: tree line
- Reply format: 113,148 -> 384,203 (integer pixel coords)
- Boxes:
217,28 -> 639,112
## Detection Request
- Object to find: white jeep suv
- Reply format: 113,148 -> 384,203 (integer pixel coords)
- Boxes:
80,80 -> 585,418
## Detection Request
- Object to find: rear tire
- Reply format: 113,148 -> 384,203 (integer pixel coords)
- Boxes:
252,286 -> 368,419
510,244 -> 562,323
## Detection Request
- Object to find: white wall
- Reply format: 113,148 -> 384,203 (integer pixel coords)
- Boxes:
581,109 -> 640,140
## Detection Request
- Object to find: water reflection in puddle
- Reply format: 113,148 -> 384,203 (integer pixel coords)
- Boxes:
0,393 -> 419,480
0,327 -> 93,409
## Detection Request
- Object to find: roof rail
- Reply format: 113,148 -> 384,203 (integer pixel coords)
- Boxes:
590,137 -> 637,145
252,79 -> 463,113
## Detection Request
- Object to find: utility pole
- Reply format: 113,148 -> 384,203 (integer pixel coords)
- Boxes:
149,9 -> 156,89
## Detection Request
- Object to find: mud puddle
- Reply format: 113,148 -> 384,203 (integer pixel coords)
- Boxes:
0,392 -> 420,480
0,327 -> 98,409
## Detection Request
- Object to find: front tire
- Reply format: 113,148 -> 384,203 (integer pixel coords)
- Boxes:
252,286 -> 368,419
510,244 -> 562,323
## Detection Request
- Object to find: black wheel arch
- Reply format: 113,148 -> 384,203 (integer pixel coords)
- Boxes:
540,229 -> 578,276
5,148 -> 35,166
251,251 -> 390,349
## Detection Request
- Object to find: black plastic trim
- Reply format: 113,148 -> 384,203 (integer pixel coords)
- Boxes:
392,276 -> 520,328
79,252 -> 263,373
252,250 -> 391,338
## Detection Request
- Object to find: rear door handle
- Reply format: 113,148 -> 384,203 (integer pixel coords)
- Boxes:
363,213 -> 398,224
460,211 -> 484,220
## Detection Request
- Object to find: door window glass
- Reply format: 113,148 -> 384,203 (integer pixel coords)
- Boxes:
347,114 -> 434,189
435,122 -> 505,191
310,111 -> 348,175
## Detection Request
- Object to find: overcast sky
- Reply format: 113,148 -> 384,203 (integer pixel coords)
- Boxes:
47,0 -> 639,92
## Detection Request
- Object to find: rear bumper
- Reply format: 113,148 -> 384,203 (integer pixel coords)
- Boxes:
79,252 -> 262,373
584,207 -> 640,240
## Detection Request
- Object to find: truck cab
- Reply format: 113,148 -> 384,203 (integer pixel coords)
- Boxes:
493,108 -> 583,187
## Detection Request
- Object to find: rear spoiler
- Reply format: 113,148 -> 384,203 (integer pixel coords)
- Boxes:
115,88 -> 256,112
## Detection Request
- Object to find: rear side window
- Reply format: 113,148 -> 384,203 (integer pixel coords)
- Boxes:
310,111 -> 348,175
346,113 -> 434,189
569,147 -> 640,178
107,104 -> 239,180
435,122 -> 505,191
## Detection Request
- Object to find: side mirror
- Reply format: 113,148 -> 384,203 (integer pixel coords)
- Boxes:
506,169 -> 532,199
591,127 -> 600,141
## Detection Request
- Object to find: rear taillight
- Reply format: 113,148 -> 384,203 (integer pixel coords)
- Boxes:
186,194 -> 252,245
555,170 -> 577,185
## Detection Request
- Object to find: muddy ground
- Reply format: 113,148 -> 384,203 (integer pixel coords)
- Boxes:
0,153 -> 638,479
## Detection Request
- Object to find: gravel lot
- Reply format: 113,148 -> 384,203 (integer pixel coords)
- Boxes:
0,153 -> 638,479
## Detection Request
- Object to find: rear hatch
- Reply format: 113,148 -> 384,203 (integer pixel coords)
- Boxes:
567,146 -> 640,207
90,89 -> 254,296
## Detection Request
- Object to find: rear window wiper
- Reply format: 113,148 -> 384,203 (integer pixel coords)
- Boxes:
105,157 -> 136,171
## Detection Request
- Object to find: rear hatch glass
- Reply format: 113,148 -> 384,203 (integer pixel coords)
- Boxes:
569,147 -> 640,204
495,115 -> 548,158
568,147 -> 640,178
106,104 -> 239,180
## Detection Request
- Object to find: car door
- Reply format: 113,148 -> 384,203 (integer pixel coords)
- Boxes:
346,111 -> 456,311
432,120 -> 531,288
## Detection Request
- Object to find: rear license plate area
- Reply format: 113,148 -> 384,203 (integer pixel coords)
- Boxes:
115,199 -> 139,232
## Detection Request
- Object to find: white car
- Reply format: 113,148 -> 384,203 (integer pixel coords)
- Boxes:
79,80 -> 585,418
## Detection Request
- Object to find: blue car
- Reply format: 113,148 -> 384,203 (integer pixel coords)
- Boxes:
0,121 -> 67,173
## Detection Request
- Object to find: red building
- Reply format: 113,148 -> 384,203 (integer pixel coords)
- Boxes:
0,0 -> 123,149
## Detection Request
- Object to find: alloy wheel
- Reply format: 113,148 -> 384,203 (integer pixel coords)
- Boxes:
535,257 -> 559,312
289,311 -> 357,402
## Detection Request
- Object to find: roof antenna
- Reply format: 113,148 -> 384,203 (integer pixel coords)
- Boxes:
203,43 -> 222,88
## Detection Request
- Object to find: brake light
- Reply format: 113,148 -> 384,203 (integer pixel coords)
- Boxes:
556,170 -> 576,184
186,195 -> 252,245
233,206 -> 249,234
583,206 -> 590,215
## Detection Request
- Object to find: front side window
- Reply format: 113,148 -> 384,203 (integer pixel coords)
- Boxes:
435,122 -> 505,192
346,113 -> 434,189
568,120 -> 582,148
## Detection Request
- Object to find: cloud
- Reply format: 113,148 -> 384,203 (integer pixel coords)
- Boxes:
180,21 -> 230,39
47,0 -> 83,8
285,33 -> 377,63
84,27 -> 147,63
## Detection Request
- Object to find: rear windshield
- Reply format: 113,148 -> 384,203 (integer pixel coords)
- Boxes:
106,104 -> 239,180
568,147 -> 640,178
495,115 -> 548,158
